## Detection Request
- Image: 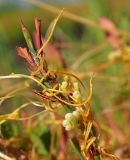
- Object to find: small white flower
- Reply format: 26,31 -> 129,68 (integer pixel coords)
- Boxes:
62,110 -> 81,131
62,120 -> 68,127
64,76 -> 69,81
73,82 -> 79,91
66,124 -> 72,131
59,81 -> 68,91
65,113 -> 73,120
73,91 -> 81,101
62,81 -> 68,88
73,110 -> 81,118
62,120 -> 74,131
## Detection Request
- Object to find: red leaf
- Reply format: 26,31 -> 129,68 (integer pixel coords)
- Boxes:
42,38 -> 65,67
99,17 -> 122,49
19,17 -> 28,34
58,127 -> 68,160
33,18 -> 42,50
33,89 -> 56,102
16,47 -> 36,67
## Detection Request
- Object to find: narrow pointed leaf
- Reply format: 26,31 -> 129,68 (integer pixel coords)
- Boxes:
34,18 -> 42,50
16,47 -> 36,67
70,140 -> 84,160
19,18 -> 39,65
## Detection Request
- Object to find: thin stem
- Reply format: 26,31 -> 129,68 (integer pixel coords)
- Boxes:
25,0 -> 130,39
26,0 -> 99,28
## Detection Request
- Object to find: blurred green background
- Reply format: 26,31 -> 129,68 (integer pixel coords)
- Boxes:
1,0 -> 130,74
1,0 -> 130,120
0,1 -> 130,159
1,0 -> 130,125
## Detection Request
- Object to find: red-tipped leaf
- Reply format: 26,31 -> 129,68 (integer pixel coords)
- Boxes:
16,47 -> 36,67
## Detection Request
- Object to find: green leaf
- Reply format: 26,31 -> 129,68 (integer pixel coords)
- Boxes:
19,18 -> 39,65
70,140 -> 84,160
40,130 -> 51,152
1,121 -> 14,139
30,133 -> 48,155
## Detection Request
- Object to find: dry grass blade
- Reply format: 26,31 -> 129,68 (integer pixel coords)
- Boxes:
0,85 -> 28,105
26,0 -> 99,28
86,137 -> 96,150
26,0 -> 130,39
0,100 -> 48,124
38,8 -> 64,55
0,103 -> 30,125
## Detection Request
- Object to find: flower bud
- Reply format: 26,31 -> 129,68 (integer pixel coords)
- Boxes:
59,81 -> 68,91
62,120 -> 68,127
66,124 -> 72,131
64,76 -> 69,81
73,82 -> 79,91
62,81 -> 68,88
73,91 -> 81,102
73,110 -> 81,118
65,113 -> 73,120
